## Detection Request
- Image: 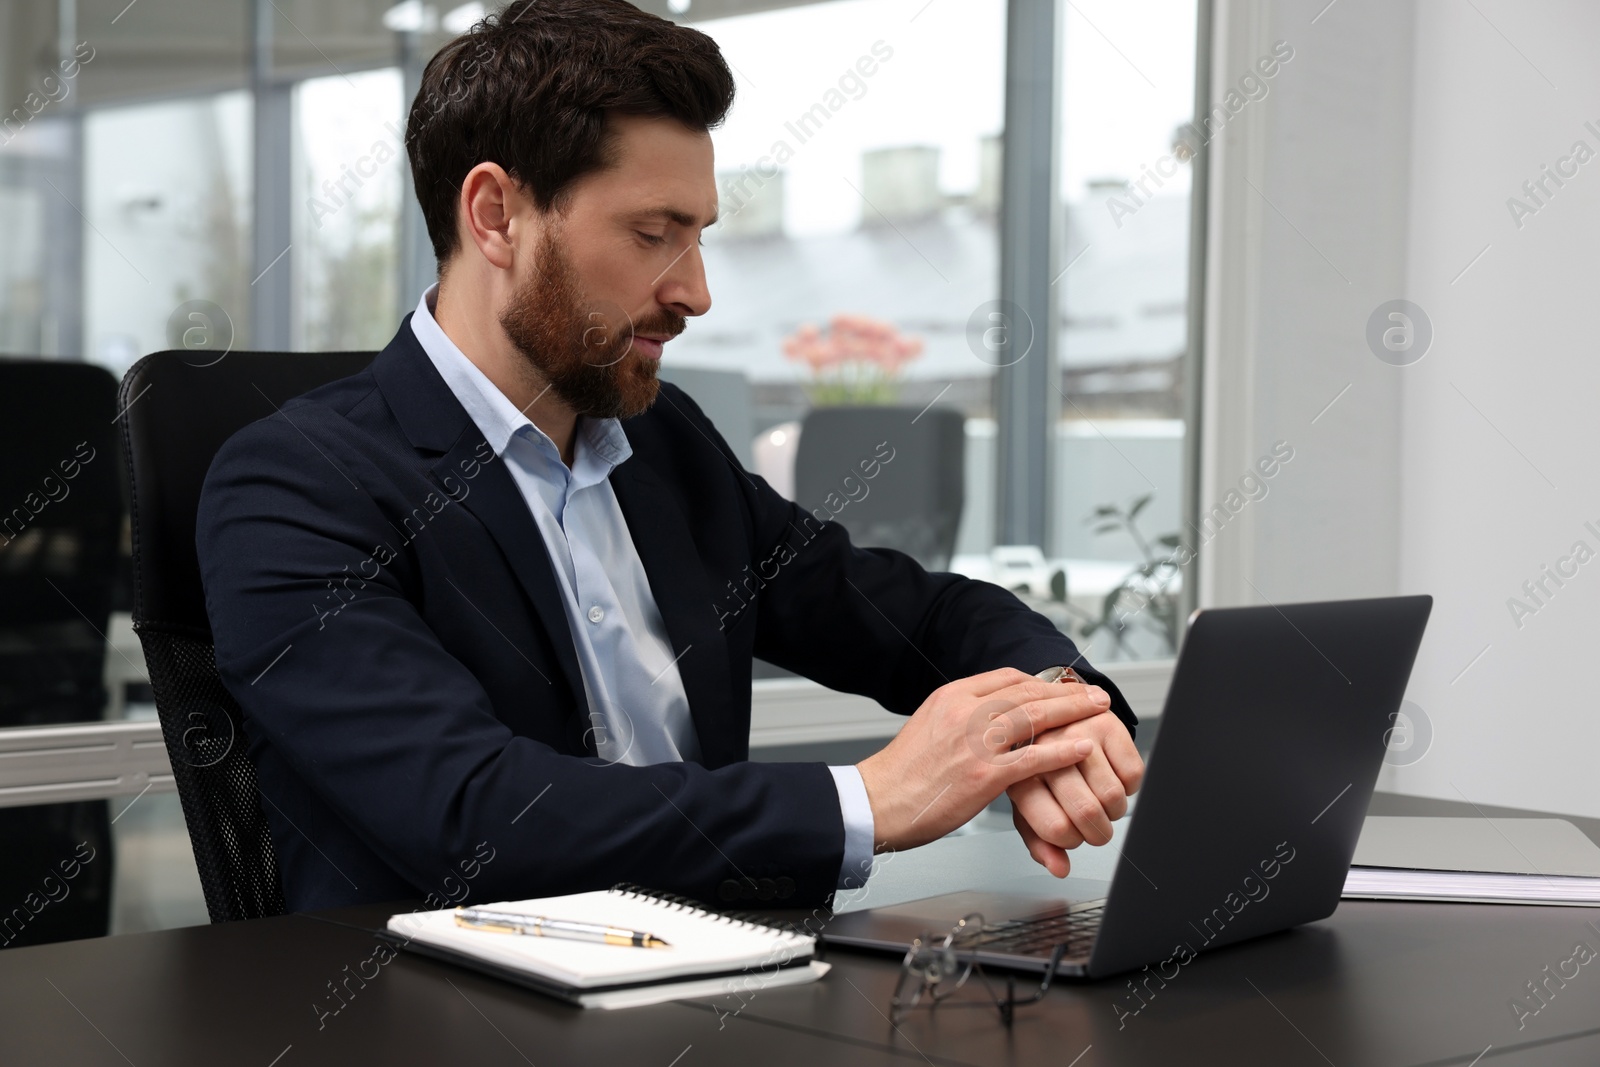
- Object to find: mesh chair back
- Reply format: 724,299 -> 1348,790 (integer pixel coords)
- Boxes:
118,350 -> 375,922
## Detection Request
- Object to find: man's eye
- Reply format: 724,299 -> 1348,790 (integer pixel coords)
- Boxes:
636,231 -> 667,246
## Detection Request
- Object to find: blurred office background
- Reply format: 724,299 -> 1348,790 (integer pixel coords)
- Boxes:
5,0 -> 1593,948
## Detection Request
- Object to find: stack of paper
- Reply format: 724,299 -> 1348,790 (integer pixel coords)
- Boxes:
1343,816 -> 1600,906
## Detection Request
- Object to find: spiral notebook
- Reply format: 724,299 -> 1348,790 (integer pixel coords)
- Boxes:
383,885 -> 826,1009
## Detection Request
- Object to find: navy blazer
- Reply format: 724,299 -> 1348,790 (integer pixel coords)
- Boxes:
196,318 -> 1136,913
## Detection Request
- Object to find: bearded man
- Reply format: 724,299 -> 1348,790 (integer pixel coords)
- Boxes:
196,0 -> 1142,913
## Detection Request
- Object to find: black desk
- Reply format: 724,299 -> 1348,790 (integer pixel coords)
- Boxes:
5,793 -> 1600,1066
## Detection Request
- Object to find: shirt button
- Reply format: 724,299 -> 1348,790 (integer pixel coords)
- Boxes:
588,605 -> 604,624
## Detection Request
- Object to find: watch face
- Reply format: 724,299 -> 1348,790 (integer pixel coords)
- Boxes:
1035,665 -> 1085,685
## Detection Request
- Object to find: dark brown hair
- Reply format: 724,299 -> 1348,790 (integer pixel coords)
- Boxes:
405,0 -> 735,265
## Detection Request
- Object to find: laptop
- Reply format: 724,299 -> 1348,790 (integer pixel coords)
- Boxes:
821,594 -> 1434,979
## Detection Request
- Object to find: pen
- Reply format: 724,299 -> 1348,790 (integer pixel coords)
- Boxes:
453,907 -> 671,948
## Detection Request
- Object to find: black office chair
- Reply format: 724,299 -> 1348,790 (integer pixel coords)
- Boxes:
118,349 -> 376,922
0,359 -> 121,948
794,405 -> 966,572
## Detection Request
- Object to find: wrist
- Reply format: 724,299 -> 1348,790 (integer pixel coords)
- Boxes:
855,752 -> 908,853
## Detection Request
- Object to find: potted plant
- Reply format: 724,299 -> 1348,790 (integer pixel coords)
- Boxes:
1079,493 -> 1182,658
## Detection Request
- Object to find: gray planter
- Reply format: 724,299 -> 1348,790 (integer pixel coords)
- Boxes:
794,404 -> 965,572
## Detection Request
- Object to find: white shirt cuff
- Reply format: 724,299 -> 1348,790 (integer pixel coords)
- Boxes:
828,764 -> 876,891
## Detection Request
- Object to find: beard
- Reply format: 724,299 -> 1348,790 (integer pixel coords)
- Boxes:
498,227 -> 683,420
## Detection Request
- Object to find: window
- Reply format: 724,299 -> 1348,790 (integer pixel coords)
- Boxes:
689,0 -> 1200,664
687,0 -> 1007,591
1048,0 -> 1197,662
82,91 -> 253,378
293,67 -> 404,351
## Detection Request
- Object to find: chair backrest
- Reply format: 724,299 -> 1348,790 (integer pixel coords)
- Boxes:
0,360 -> 123,725
118,349 -> 376,922
794,405 -> 966,572
0,359 -> 123,946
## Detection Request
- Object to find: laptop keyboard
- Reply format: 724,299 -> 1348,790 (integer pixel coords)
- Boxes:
973,902 -> 1105,958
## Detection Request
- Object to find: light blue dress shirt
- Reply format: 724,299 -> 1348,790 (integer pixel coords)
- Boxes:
410,287 -> 875,890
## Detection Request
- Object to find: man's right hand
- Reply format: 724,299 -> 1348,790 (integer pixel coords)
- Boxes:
855,667 -> 1113,853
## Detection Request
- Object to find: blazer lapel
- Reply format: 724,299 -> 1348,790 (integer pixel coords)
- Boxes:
608,456 -> 737,767
428,434 -> 587,715
373,319 -> 588,722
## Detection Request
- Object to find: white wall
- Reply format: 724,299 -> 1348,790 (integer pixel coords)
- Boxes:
1393,1 -> 1600,816
1201,0 -> 1414,610
1206,0 -> 1600,818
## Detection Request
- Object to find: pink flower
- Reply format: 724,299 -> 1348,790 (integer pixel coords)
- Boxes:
782,314 -> 924,377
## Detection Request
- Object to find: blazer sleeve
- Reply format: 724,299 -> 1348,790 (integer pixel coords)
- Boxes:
671,392 -> 1138,740
197,405 -> 849,909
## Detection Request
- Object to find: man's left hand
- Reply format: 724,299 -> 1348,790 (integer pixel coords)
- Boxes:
1008,710 -> 1144,877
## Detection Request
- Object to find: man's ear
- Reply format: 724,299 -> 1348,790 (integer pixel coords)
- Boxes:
457,162 -> 536,272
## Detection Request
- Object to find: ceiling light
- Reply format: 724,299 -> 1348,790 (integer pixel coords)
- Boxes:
381,2 -> 437,33
443,3 -> 486,32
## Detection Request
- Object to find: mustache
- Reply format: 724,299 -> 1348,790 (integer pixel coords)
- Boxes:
575,307 -> 686,369
627,310 -> 687,341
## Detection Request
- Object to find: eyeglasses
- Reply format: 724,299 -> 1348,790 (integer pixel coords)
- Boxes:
888,913 -> 1064,1028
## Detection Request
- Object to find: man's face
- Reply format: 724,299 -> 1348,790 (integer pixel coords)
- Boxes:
499,114 -> 717,420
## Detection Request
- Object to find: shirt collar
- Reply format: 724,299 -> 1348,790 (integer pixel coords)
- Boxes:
410,284 -> 632,476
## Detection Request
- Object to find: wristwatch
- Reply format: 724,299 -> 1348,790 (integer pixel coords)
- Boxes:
1035,665 -> 1086,685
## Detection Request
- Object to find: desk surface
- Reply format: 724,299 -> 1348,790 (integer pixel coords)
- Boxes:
5,793 -> 1600,1067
